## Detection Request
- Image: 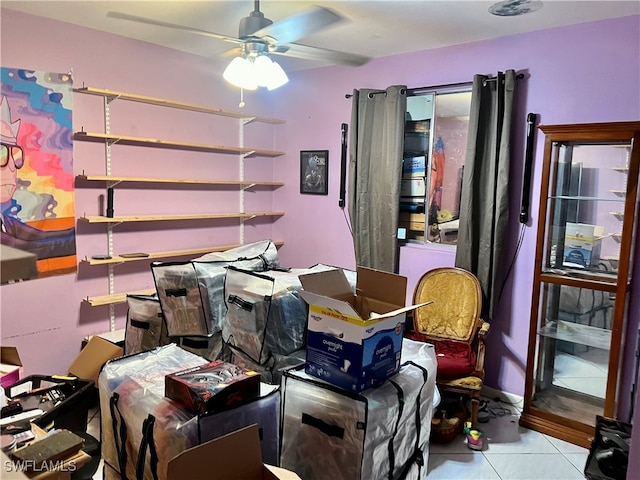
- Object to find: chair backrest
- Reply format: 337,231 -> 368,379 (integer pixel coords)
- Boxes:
412,267 -> 482,343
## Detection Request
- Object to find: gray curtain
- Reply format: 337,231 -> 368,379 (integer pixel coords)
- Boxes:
348,86 -> 407,273
455,70 -> 516,318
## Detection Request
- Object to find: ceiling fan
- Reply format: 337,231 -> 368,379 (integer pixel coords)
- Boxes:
107,1 -> 370,89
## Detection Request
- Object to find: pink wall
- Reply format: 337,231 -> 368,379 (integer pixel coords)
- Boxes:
1,8 -> 640,436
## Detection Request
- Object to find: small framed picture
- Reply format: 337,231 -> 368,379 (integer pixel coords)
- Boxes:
300,150 -> 329,195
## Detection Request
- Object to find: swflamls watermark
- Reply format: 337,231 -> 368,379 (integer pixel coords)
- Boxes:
4,459 -> 78,473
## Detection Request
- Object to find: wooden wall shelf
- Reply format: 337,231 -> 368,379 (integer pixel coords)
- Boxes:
81,241 -> 285,266
74,86 -> 285,125
76,175 -> 284,188
79,211 -> 285,224
84,288 -> 157,307
74,131 -> 285,157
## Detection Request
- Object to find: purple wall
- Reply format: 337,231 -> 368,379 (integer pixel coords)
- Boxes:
274,14 -> 640,400
2,8 -> 640,453
0,9 -> 282,376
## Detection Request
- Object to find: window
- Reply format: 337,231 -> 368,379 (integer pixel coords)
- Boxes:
399,90 -> 472,245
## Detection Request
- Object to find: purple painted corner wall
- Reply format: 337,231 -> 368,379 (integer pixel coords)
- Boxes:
2,8 -> 640,471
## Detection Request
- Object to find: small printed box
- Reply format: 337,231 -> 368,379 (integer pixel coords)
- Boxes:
165,360 -> 260,414
402,156 -> 426,178
299,267 -> 430,393
401,177 -> 427,197
563,222 -> 604,267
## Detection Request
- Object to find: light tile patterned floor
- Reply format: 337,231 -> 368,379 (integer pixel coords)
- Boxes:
426,410 -> 589,480
426,349 -> 604,480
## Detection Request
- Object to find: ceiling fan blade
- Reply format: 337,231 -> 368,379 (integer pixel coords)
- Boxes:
252,6 -> 344,45
107,11 -> 243,45
273,42 -> 371,67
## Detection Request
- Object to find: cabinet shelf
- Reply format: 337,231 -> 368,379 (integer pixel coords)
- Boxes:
73,87 -> 285,125
549,195 -> 625,202
76,174 -> 284,188
74,131 -> 285,157
539,271 -> 618,290
538,320 -> 611,350
79,211 -> 285,224
81,241 -> 284,266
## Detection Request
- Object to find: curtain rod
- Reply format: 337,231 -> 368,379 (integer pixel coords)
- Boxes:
344,72 -> 525,98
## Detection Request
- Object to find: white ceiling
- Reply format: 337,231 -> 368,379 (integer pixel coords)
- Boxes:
3,0 -> 639,71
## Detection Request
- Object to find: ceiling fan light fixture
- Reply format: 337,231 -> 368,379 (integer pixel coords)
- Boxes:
223,51 -> 289,91
223,56 -> 258,91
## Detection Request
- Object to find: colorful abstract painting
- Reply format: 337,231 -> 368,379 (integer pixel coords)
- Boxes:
1,67 -> 76,278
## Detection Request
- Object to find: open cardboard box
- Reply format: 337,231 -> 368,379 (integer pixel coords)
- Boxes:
299,266 -> 430,392
68,335 -> 123,384
167,424 -> 300,480
1,346 -> 23,389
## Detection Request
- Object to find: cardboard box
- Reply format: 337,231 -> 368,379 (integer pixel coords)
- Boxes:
167,424 -> 300,480
563,222 -> 604,268
67,336 -> 123,384
299,267 -> 430,392
402,156 -> 426,178
1,346 -> 23,389
400,177 -> 427,197
165,360 -> 260,414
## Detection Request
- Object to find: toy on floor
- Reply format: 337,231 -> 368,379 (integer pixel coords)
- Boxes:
464,421 -> 484,451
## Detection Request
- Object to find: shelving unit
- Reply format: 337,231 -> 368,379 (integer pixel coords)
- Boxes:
520,121 -> 640,448
74,86 -> 286,321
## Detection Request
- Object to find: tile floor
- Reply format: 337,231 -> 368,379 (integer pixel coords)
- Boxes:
426,403 -> 590,480
87,350 -> 599,480
426,349 -> 604,480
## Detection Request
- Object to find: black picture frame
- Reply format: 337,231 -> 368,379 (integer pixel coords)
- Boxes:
300,150 -> 329,195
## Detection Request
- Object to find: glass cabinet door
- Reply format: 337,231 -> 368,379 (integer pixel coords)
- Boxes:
521,122 -> 640,448
544,142 -> 632,281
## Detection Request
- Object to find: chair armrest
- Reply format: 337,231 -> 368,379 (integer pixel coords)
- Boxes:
473,320 -> 490,378
478,320 -> 490,340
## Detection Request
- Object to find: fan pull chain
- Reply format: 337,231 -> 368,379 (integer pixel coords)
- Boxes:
239,88 -> 245,108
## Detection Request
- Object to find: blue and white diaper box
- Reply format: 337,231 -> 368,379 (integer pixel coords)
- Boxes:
563,222 -> 604,268
298,267 -> 430,393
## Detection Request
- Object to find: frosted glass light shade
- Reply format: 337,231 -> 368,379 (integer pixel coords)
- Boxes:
266,61 -> 289,90
223,57 -> 258,90
253,55 -> 274,87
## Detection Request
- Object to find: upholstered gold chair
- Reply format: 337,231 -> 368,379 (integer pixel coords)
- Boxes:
406,267 -> 490,426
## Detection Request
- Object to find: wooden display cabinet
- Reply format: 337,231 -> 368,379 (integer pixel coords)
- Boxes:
520,121 -> 640,447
